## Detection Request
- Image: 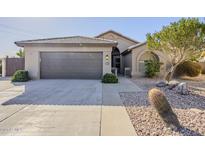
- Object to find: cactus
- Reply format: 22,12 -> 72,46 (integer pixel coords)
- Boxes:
148,88 -> 181,130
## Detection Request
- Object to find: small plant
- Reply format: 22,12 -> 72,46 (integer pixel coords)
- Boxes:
144,60 -> 160,78
148,88 -> 181,130
102,73 -> 118,83
12,70 -> 30,82
175,61 -> 202,77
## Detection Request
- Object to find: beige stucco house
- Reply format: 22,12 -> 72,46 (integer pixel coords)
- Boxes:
15,30 -> 168,79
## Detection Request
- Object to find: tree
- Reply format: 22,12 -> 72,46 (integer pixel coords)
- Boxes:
16,49 -> 25,58
146,18 -> 205,82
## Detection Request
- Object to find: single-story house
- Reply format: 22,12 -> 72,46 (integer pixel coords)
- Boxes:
15,30 -> 168,79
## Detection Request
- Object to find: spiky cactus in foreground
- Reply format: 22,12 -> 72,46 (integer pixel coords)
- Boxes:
148,88 -> 181,130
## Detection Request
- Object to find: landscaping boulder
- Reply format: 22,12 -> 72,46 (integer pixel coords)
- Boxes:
156,81 -> 167,87
176,82 -> 189,95
168,80 -> 180,90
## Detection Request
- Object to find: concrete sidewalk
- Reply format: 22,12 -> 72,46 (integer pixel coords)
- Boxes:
0,77 -> 14,92
101,77 -> 141,136
0,105 -> 101,136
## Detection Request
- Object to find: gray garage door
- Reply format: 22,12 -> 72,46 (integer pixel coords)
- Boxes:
40,52 -> 102,79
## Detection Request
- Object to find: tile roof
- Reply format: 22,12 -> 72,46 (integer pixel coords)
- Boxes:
15,36 -> 117,47
127,42 -> 147,50
121,42 -> 147,55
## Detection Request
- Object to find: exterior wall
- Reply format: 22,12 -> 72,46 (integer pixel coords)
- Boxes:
24,44 -> 112,79
98,32 -> 136,53
97,32 -> 137,73
131,44 -> 169,78
103,51 -> 112,75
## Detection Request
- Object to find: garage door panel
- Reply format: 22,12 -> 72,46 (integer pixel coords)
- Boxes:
40,52 -> 102,79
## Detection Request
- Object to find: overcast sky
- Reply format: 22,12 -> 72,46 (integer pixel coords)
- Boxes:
0,17 -> 203,57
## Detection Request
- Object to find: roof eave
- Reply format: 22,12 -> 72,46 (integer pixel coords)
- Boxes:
121,42 -> 147,55
15,41 -> 24,47
15,42 -> 118,47
121,49 -> 132,55
128,42 -> 147,50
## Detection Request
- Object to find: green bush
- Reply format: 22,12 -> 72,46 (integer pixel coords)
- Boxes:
12,70 -> 30,82
175,61 -> 202,77
102,73 -> 118,83
144,60 -> 160,78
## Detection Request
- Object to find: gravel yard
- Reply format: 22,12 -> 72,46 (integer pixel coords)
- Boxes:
120,77 -> 205,136
178,75 -> 205,89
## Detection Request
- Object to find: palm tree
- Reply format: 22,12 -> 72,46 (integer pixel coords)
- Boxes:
16,49 -> 25,58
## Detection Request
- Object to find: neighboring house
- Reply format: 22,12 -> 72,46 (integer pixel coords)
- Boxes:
15,30 -> 168,79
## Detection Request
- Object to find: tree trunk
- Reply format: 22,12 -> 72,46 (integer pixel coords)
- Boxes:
164,65 -> 177,82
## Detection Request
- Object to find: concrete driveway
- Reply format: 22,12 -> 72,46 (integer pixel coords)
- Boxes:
2,79 -> 102,105
0,79 -> 102,135
0,78 -> 138,136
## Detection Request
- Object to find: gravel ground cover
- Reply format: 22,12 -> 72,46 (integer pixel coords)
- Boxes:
120,77 -> 205,136
178,75 -> 205,89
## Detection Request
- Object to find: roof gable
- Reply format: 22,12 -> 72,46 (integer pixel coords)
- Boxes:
96,30 -> 139,44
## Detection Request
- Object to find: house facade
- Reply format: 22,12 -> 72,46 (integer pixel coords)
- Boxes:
15,30 -> 168,79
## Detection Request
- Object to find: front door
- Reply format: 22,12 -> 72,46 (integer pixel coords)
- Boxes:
112,55 -> 120,73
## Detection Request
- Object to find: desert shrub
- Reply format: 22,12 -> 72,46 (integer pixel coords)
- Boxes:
198,62 -> 205,74
175,61 -> 202,77
12,70 -> 29,82
148,88 -> 181,130
144,60 -> 160,78
102,73 -> 118,83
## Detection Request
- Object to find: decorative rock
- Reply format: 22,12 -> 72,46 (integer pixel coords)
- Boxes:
121,78 -> 205,135
176,82 -> 189,95
156,81 -> 168,87
168,80 -> 180,90
190,108 -> 204,114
